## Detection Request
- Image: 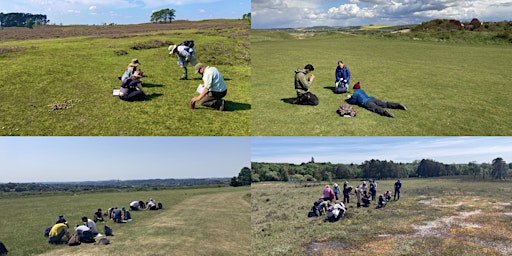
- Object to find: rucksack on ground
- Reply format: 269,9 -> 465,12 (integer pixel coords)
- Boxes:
104,225 -> 113,236
0,241 -> 8,255
68,234 -> 81,246
182,40 -> 194,48
337,103 -> 356,117
158,202 -> 163,209
44,226 -> 52,237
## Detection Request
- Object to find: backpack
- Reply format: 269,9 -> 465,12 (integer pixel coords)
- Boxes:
44,226 -> 52,237
158,202 -> 163,209
182,40 -> 194,48
68,234 -> 81,246
0,241 -> 8,255
337,103 -> 356,117
104,225 -> 113,236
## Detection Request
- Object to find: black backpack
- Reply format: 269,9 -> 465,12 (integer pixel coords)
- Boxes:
44,226 -> 52,237
158,202 -> 163,209
0,241 -> 8,255
104,225 -> 113,236
182,40 -> 194,48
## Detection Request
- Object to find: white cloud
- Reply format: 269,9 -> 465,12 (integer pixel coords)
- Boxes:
89,6 -> 97,10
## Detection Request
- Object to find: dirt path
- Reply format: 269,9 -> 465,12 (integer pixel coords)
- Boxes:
37,189 -> 250,256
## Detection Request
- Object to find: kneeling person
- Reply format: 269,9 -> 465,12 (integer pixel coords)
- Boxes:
191,63 -> 227,111
49,223 -> 70,244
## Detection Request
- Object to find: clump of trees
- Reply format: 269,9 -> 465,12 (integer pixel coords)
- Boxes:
150,8 -> 176,23
0,12 -> 49,28
248,157 -> 510,183
230,167 -> 252,187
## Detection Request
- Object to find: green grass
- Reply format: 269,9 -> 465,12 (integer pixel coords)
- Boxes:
0,186 -> 250,255
0,21 -> 250,135
252,178 -> 512,255
251,31 -> 512,135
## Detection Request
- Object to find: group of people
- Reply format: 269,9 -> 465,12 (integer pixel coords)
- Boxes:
46,198 -> 162,245
293,61 -> 408,118
116,39 -> 228,111
309,179 -> 403,222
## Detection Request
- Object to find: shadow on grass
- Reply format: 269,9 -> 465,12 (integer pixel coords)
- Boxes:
281,98 -> 296,104
143,83 -> 165,88
194,101 -> 251,111
146,93 -> 164,101
323,86 -> 336,93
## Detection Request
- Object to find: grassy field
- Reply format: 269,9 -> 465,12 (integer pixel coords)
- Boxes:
252,178 -> 512,255
251,30 -> 512,135
0,20 -> 250,135
0,186 -> 250,255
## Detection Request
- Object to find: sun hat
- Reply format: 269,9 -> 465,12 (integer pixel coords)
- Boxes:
168,44 -> 177,54
353,82 -> 361,90
129,58 -> 140,67
194,63 -> 205,73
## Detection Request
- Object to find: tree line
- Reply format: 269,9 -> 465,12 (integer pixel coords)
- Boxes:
0,12 -> 49,28
242,157 -> 510,184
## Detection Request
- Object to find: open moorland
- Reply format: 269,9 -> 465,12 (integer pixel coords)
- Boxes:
0,186 -> 250,255
252,179 -> 512,255
0,19 -> 250,135
251,30 -> 512,135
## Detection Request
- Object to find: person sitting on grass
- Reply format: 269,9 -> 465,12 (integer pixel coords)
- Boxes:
346,82 -> 408,118
362,190 -> 371,207
94,208 -> 104,222
122,207 -> 132,221
334,60 -> 351,94
82,216 -> 98,235
48,222 -> 71,244
119,71 -> 147,101
377,194 -> 387,208
119,58 -> 142,83
190,63 -> 227,111
147,198 -> 157,210
293,64 -> 318,105
55,214 -> 66,224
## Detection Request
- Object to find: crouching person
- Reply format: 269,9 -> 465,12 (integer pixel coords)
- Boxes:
326,201 -> 346,222
74,224 -> 95,243
48,223 -> 71,244
119,71 -> 147,101
377,195 -> 387,208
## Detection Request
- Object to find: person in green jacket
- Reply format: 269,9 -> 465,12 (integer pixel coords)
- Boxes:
293,64 -> 318,105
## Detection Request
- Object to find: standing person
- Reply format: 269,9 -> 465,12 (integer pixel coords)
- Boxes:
394,179 -> 402,200
48,223 -> 70,244
333,183 -> 341,201
120,58 -> 142,83
334,60 -> 351,94
369,179 -> 377,201
82,216 -> 98,235
293,64 -> 318,105
191,63 -> 227,111
119,71 -> 147,101
168,43 -> 198,80
343,181 -> 351,204
323,185 -> 335,201
355,184 -> 363,208
346,82 -> 408,117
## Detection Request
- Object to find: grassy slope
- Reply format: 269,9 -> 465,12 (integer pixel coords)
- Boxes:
0,186 -> 250,256
0,21 -> 250,135
251,31 -> 512,135
252,179 -> 512,256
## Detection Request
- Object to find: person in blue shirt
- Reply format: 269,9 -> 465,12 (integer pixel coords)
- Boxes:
346,82 -> 408,117
334,60 -> 350,94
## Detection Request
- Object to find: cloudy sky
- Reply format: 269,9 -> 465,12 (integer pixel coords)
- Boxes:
0,0 -> 249,25
0,137 -> 250,183
252,136 -> 512,165
252,0 -> 512,29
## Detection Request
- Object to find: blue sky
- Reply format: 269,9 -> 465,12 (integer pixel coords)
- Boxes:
252,0 -> 512,29
251,136 -> 512,165
0,0 -> 250,25
0,137 -> 251,183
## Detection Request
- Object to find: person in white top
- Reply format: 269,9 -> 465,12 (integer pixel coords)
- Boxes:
82,216 -> 98,234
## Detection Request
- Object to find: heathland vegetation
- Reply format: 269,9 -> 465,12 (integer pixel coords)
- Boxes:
252,20 -> 512,135
0,19 -> 250,135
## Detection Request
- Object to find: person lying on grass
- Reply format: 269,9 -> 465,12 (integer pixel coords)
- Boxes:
346,82 -> 408,118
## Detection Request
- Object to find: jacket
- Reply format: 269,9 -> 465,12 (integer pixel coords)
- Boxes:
294,69 -> 312,96
346,89 -> 374,107
335,66 -> 350,84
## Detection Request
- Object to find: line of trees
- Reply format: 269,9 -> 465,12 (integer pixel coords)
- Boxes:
0,12 -> 49,28
247,157 -> 510,183
150,8 -> 176,23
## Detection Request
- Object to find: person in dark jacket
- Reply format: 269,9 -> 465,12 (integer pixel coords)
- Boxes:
119,71 -> 147,101
334,60 -> 350,94
346,82 -> 407,117
394,179 -> 402,200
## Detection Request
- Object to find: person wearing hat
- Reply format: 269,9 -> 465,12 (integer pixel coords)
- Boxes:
190,63 -> 227,111
346,82 -> 408,118
168,43 -> 198,80
334,60 -> 351,94
292,64 -> 318,105
119,70 -> 147,101
120,58 -> 142,83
